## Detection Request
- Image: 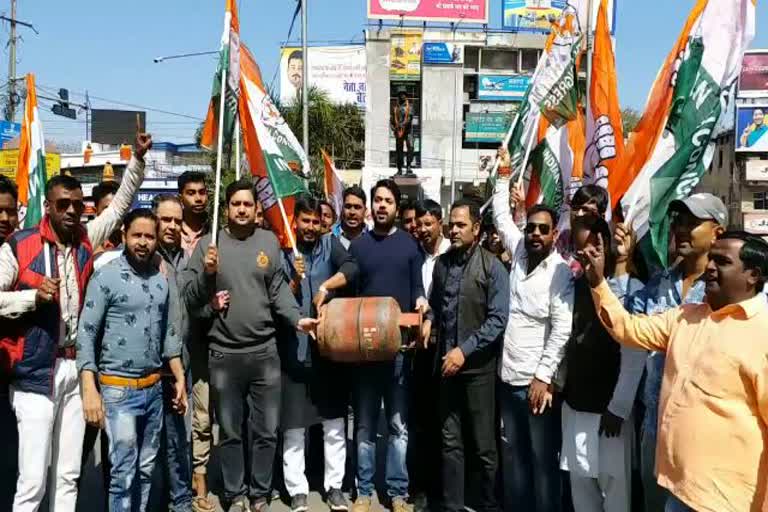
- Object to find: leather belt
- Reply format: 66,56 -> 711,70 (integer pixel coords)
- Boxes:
57,346 -> 76,359
99,373 -> 161,389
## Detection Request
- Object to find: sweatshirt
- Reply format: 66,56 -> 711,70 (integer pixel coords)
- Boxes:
184,228 -> 301,353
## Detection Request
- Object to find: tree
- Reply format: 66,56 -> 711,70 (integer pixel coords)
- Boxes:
278,86 -> 365,196
621,107 -> 642,134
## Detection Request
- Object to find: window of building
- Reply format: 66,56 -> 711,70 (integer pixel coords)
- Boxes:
464,47 -> 480,72
464,75 -> 478,101
520,49 -> 539,73
481,49 -> 519,72
754,191 -> 768,210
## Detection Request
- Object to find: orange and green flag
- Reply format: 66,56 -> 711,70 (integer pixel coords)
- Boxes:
17,73 -> 47,228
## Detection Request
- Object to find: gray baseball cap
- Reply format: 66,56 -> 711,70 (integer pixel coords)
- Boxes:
670,193 -> 728,226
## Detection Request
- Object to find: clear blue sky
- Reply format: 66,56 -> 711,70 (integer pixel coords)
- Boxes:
9,0 -> 768,145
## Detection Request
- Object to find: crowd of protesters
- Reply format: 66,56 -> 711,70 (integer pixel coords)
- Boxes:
0,138 -> 767,512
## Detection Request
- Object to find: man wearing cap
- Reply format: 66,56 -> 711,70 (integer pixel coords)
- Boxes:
614,193 -> 727,512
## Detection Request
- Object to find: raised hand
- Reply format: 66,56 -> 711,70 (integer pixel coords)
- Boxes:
134,133 -> 153,160
204,244 -> 219,275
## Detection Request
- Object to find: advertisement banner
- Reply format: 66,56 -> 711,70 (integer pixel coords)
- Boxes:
423,42 -> 463,65
744,212 -> 768,235
0,149 -> 59,180
465,112 -> 516,142
0,121 -> 21,146
368,0 -> 489,23
745,159 -> 768,181
280,46 -> 367,108
502,0 -> 616,34
736,105 -> 768,152
391,32 -> 423,80
738,51 -> 768,98
478,75 -> 531,101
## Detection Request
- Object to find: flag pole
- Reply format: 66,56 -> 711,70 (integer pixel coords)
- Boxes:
235,117 -> 241,179
585,0 -> 595,119
211,52 -> 229,246
516,112 -> 540,188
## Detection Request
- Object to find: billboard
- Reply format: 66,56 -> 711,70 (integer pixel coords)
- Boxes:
465,112 -> 515,143
478,75 -> 531,101
423,42 -> 463,65
738,51 -> 768,98
279,46 -> 367,108
744,212 -> 768,235
0,121 -> 20,146
745,159 -> 768,181
502,0 -> 616,34
736,105 -> 768,152
368,0 -> 489,23
91,109 -> 146,146
391,32 -> 423,81
0,149 -> 60,180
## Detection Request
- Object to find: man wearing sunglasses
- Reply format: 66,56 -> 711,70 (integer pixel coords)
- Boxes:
493,175 -> 574,512
0,134 -> 151,512
614,193 -> 726,512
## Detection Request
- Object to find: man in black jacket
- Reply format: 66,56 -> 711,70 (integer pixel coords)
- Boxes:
424,198 -> 510,512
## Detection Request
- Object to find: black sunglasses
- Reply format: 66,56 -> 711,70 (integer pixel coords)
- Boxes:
524,222 -> 551,235
54,198 -> 86,213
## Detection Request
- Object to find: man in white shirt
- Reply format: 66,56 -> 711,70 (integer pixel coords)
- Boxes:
409,198 -> 450,510
0,133 -> 150,512
493,176 -> 574,512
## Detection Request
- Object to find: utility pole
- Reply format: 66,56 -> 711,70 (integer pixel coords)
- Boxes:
6,0 -> 17,122
0,1 -> 38,123
301,0 -> 309,154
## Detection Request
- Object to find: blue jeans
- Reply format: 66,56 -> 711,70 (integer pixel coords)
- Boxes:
499,383 -> 561,512
354,352 -> 410,499
162,376 -> 193,512
103,381 -> 164,512
665,495 -> 695,512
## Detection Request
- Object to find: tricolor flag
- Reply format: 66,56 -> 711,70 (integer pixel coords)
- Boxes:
17,73 -> 47,229
239,45 -> 308,248
200,0 -> 241,151
621,0 -> 755,266
526,110 -> 586,229
585,0 -> 624,199
506,11 -> 582,181
321,149 -> 344,218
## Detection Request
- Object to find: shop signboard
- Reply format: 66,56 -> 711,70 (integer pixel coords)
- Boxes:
738,50 -> 768,98
423,42 -> 464,65
465,112 -> 515,142
391,32 -> 423,80
736,105 -> 768,152
368,0 -> 489,24
478,75 -> 530,101
280,46 -> 367,108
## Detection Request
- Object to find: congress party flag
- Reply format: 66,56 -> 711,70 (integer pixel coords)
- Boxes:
321,149 -> 345,219
621,0 -> 755,266
585,0 -> 624,201
239,44 -> 308,248
17,73 -> 47,229
200,0 -> 241,151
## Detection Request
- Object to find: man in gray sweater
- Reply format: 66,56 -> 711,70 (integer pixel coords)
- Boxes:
184,179 -> 316,512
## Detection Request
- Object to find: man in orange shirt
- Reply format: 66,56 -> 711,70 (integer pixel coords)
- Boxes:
578,230 -> 768,512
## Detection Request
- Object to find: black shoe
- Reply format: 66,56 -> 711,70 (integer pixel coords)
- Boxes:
290,494 -> 309,512
327,488 -> 349,511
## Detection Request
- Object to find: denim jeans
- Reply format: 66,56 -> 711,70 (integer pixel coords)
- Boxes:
103,381 -> 164,512
354,351 -> 410,499
162,375 -> 193,512
665,495 -> 695,512
499,383 -> 561,512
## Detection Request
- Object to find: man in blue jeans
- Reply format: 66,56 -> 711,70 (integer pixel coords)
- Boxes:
77,208 -> 187,512
318,179 -> 427,512
493,176 -> 574,512
153,193 -> 197,512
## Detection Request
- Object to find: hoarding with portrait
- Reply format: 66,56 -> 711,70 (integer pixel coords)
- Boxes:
736,105 -> 768,152
280,46 -> 367,108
